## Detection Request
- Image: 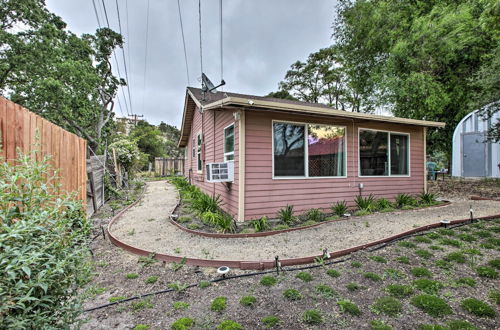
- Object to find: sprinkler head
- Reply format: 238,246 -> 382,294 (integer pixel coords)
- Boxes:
217,266 -> 230,277
440,219 -> 450,228
170,214 -> 179,220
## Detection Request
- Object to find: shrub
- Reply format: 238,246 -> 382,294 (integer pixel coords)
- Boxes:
0,152 -> 91,328
315,284 -> 337,298
355,194 -> 376,211
283,288 -> 302,301
419,192 -> 437,205
126,273 -> 139,279
239,295 -> 257,307
262,316 -> 280,328
414,236 -> 432,244
444,252 -> 466,263
172,301 -> 190,310
456,277 -> 476,287
214,213 -> 236,233
411,267 -> 433,278
395,193 -> 415,208
326,269 -> 341,278
302,309 -> 323,324
415,249 -> 433,259
371,296 -> 402,316
411,294 -> 452,317
386,284 -> 413,298
210,297 -> 227,312
476,266 -> 498,279
370,256 -> 388,263
216,320 -> 243,330
191,193 -> 222,215
171,317 -> 194,330
337,300 -> 362,316
305,208 -> 324,222
347,282 -> 361,291
461,298 -> 496,318
296,272 -> 313,282
489,290 -> 500,305
376,198 -> 393,211
396,256 -> 410,264
332,200 -> 348,216
252,216 -> 270,232
370,320 -> 393,330
413,279 -> 444,295
260,275 -> 278,286
364,272 -> 383,281
277,205 -> 295,225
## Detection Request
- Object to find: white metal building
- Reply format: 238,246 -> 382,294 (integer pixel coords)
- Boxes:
452,109 -> 500,178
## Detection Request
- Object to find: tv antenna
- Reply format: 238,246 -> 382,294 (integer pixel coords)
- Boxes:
201,73 -> 225,95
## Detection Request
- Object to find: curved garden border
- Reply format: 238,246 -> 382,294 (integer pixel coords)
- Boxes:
169,200 -> 452,239
470,195 -> 500,202
106,186 -> 499,270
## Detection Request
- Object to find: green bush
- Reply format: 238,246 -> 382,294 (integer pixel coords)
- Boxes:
413,279 -> 444,295
355,194 -> 376,211
239,295 -> 257,307
364,272 -> 383,281
444,252 -> 466,263
411,294 -> 452,317
411,267 -> 433,278
171,317 -> 194,330
296,271 -> 313,282
283,288 -> 302,301
395,193 -> 415,208
376,198 -> 393,211
351,261 -> 363,268
371,296 -> 402,316
331,200 -> 348,216
326,269 -> 341,278
302,309 -> 323,324
419,192 -> 436,205
396,256 -> 410,264
386,284 -> 414,298
305,208 -> 324,222
461,298 -> 496,317
277,205 -> 295,225
0,152 -> 91,328
476,266 -> 498,279
252,216 -> 270,232
210,297 -> 227,312
262,315 -> 280,328
315,284 -> 337,298
216,320 -> 243,330
172,301 -> 190,310
370,320 -> 393,330
456,277 -> 476,287
337,299 -> 362,316
260,275 -> 278,286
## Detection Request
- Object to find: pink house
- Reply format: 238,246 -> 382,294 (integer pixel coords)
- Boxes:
178,87 -> 445,222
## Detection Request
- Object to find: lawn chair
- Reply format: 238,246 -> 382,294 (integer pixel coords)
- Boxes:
426,161 -> 437,180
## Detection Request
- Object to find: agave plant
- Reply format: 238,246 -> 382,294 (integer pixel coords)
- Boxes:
306,208 -> 324,222
252,216 -> 270,232
215,213 -> 236,233
418,192 -> 437,205
331,200 -> 348,216
376,198 -> 393,211
278,205 -> 295,225
395,193 -> 416,208
354,194 -> 376,211
191,193 -> 222,214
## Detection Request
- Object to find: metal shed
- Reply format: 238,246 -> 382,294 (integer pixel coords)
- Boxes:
452,110 -> 500,178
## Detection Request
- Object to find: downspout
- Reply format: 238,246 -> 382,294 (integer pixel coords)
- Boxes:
423,127 -> 427,193
238,110 -> 245,222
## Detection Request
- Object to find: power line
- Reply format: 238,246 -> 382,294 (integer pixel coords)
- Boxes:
125,0 -> 132,95
91,0 -> 102,28
141,0 -> 151,114
177,0 -> 190,86
220,0 -> 223,84
115,0 -> 134,115
198,0 -> 203,79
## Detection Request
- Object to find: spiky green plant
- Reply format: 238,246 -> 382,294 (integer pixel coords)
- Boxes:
331,200 -> 348,216
355,194 -> 376,211
278,205 -> 295,225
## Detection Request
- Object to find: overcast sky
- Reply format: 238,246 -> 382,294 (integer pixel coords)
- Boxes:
45,0 -> 336,128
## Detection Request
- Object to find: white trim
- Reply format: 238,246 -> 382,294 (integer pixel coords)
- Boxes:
357,127 -> 411,178
238,111 -> 245,222
223,123 -> 235,162
196,131 -> 203,174
271,119 -> 348,180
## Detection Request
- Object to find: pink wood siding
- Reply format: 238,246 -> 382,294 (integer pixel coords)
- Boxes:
184,106 -> 239,217
244,111 -> 424,220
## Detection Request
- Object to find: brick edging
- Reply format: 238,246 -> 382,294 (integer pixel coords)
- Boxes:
169,201 -> 452,239
470,195 -> 500,202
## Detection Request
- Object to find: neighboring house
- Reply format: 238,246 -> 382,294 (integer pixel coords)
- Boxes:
178,87 -> 445,222
451,109 -> 500,178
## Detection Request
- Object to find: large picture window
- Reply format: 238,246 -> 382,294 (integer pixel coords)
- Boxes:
273,121 -> 346,178
359,129 -> 409,176
224,124 -> 234,161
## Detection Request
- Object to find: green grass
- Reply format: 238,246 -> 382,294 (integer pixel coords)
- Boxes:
437,228 -> 455,236
337,299 -> 362,316
488,258 -> 500,269
411,267 -> 433,278
131,299 -> 153,311
216,320 -> 243,330
455,277 -> 476,287
461,298 -> 496,318
133,325 -> 150,330
315,284 -> 337,298
108,296 -> 127,303
429,245 -> 444,251
457,233 -> 477,242
473,230 -> 492,238
444,252 -> 466,263
413,279 -> 444,295
171,317 -> 194,330
177,216 -> 191,223
262,316 -> 281,328
435,260 -> 452,270
125,273 -> 139,279
426,232 -> 442,240
326,269 -> 341,278
351,261 -> 363,268
371,296 -> 402,316
383,268 -> 405,280
370,256 -> 388,263
476,266 -> 498,279
210,297 -> 227,312
414,236 -> 433,244
489,290 -> 500,305
187,223 -> 201,230
239,295 -> 257,307
370,320 -> 393,330
398,241 -> 417,249
198,280 -> 211,288
260,275 -> 278,286
364,272 -> 383,281
347,282 -> 361,291
411,294 -> 452,317
302,309 -> 323,325
295,272 -> 313,282
172,301 -> 190,310
283,288 -> 302,301
415,249 -> 433,259
439,238 -> 462,248
386,284 -> 414,298
396,256 -> 410,264
446,320 -> 477,330
145,276 -> 158,284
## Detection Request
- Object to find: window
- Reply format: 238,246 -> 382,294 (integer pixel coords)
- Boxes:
197,132 -> 203,172
273,121 -> 346,178
359,129 -> 409,176
224,124 -> 235,161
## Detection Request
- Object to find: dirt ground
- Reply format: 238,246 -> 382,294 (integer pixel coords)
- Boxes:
109,181 -> 500,261
428,177 -> 500,201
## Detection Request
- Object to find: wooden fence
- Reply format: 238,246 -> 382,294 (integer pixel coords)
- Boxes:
0,97 -> 87,204
154,158 -> 185,176
87,155 -> 106,215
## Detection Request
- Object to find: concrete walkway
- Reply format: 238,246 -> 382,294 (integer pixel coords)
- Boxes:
110,180 -> 500,261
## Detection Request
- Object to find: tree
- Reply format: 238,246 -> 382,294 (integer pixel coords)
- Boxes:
157,121 -> 183,158
129,120 -> 165,163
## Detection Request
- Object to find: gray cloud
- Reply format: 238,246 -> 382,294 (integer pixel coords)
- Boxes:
45,0 -> 336,127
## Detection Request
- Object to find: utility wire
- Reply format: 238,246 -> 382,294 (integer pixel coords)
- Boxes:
141,0 -> 151,114
220,0 -> 223,85
177,0 -> 190,86
125,0 -> 132,93
198,0 -> 203,79
115,0 -> 134,115
91,0 -> 102,27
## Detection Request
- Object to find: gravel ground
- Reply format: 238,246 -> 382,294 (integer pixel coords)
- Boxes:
110,181 -> 500,261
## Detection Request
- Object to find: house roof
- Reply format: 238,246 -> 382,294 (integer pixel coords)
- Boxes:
178,87 -> 445,147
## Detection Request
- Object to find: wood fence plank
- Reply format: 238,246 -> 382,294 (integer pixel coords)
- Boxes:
23,107 -> 31,154
15,104 -> 24,158
5,100 -> 16,162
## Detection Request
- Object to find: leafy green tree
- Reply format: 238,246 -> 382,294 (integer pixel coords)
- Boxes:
129,120 -> 165,163
265,90 -> 298,101
158,121 -> 183,158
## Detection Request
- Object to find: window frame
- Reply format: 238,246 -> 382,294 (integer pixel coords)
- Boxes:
271,120 -> 348,180
357,127 -> 411,178
196,131 -> 203,173
223,123 -> 235,162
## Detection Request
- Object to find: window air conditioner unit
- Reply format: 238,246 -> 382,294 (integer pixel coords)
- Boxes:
206,162 -> 234,182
